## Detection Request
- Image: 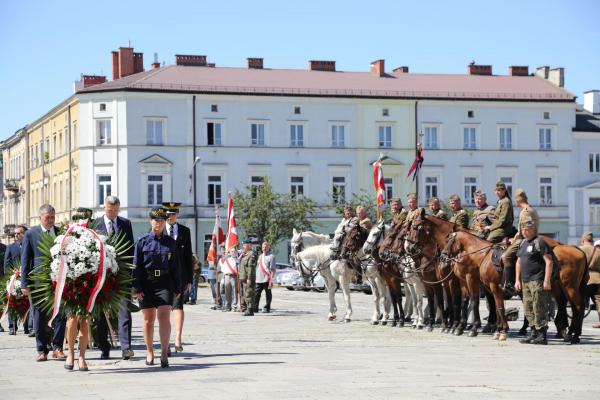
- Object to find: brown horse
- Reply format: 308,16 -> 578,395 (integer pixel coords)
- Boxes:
378,222 -> 407,327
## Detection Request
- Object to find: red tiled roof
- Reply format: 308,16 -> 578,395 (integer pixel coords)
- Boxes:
78,65 -> 575,101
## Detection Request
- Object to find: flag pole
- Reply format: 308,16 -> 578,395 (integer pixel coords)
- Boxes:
376,152 -> 384,222
214,206 -> 221,308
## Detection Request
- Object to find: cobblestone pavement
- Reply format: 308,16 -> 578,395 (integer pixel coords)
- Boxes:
1,287 -> 599,399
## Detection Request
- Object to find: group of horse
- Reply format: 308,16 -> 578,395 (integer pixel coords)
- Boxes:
290,209 -> 588,344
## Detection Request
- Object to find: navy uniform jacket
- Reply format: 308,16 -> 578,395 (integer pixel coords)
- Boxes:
3,241 -> 22,275
169,223 -> 194,287
132,232 -> 182,295
93,215 -> 135,258
21,226 -> 60,289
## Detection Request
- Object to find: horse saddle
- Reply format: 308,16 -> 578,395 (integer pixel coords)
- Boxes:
491,245 -> 506,272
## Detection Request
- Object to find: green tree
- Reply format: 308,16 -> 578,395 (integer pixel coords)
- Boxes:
234,177 -> 317,249
332,189 -> 391,221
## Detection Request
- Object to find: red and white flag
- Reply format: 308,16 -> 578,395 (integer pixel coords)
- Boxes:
207,213 -> 225,264
373,159 -> 386,206
225,194 -> 239,251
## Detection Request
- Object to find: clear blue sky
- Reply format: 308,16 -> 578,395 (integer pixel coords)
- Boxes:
1,0 -> 599,140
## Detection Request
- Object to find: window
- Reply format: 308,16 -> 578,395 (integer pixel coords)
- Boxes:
251,176 -> 264,197
147,175 -> 163,206
52,135 -> 57,158
73,121 -> 78,149
98,120 -> 111,145
332,176 -> 346,205
424,126 -> 438,149
463,127 -> 477,149
589,153 -> 600,173
207,122 -> 222,146
499,127 -> 512,150
251,123 -> 265,146
211,104 -> 218,112
543,111 -> 550,120
98,175 -> 112,205
290,124 -> 304,147
290,176 -> 304,198
384,177 -> 393,202
378,126 -> 392,148
539,177 -> 553,205
99,103 -> 106,111
64,127 -> 69,153
331,125 -> 345,147
146,120 -> 164,145
59,180 -> 63,209
59,132 -> 64,155
463,177 -> 478,205
590,198 -> 600,226
499,176 -> 513,198
539,127 -> 552,150
53,181 -> 57,206
382,109 -> 389,117
425,176 -> 438,200
207,175 -> 222,205
294,106 -> 301,115
467,110 -> 474,118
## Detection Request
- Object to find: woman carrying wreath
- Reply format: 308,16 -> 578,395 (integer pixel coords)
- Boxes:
133,207 -> 182,368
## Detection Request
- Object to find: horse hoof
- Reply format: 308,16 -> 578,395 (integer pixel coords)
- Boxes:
468,330 -> 479,338
563,333 -> 573,343
454,329 -> 464,336
481,324 -> 494,334
370,320 -> 378,326
570,336 -> 581,345
399,321 -> 405,328
328,315 -> 336,321
391,321 -> 397,327
499,332 -> 508,341
492,332 -> 500,340
556,329 -> 568,339
344,318 -> 351,323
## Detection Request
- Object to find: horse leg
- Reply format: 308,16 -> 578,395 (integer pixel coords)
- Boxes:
369,275 -> 381,325
403,283 -> 413,324
397,281 -> 405,328
467,277 -> 481,337
381,279 -> 391,325
433,284 -> 444,332
325,274 -> 337,321
490,283 -> 508,340
481,289 -> 497,334
563,279 -> 585,344
424,287 -> 435,331
340,270 -> 353,322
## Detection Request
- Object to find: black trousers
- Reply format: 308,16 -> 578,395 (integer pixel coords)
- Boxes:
96,299 -> 132,354
32,306 -> 65,353
254,282 -> 272,311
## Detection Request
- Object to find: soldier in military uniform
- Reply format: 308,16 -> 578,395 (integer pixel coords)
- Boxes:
403,193 -> 421,229
501,189 -> 539,296
331,205 -> 355,258
238,239 -> 257,316
483,181 -> 514,243
580,232 -> 600,328
390,198 -> 408,227
356,205 -> 373,231
133,207 -> 182,368
516,219 -> 553,345
448,194 -> 469,229
427,197 -> 448,220
471,191 -> 495,237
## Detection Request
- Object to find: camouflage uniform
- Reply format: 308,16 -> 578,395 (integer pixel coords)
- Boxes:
238,249 -> 257,312
486,196 -> 514,243
449,209 -> 469,229
522,280 -> 551,331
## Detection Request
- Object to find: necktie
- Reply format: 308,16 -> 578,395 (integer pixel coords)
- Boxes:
111,220 -> 117,235
169,225 -> 175,238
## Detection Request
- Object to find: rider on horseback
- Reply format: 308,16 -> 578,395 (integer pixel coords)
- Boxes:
448,194 -> 469,228
471,190 -> 495,238
427,197 -> 448,220
482,181 -> 514,243
390,197 -> 408,227
331,204 -> 358,259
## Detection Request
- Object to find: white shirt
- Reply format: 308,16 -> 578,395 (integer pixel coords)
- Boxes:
256,252 -> 276,284
40,225 -> 56,238
166,222 -> 179,240
219,256 -> 238,276
103,215 -> 118,234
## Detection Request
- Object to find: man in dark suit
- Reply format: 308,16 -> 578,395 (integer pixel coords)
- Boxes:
163,202 -> 193,353
94,196 -> 136,360
4,225 -> 29,335
0,241 -> 6,333
20,204 -> 66,362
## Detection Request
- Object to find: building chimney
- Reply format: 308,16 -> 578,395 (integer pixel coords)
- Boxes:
535,66 -> 549,79
175,54 -> 207,66
83,75 -> 107,88
508,66 -> 529,76
467,62 -> 492,76
584,90 -> 600,114
370,59 -> 385,77
247,58 -> 263,69
548,67 -> 564,88
112,51 -> 120,80
118,47 -> 135,78
133,52 -> 144,73
207,63 -> 216,68
309,60 -> 336,72
392,66 -> 409,74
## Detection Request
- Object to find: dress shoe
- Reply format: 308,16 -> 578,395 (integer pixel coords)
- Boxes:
210,305 -> 217,310
100,352 -> 110,360
189,301 -> 196,305
122,350 -> 134,360
262,308 -> 271,314
174,345 -> 183,352
52,350 -> 67,359
78,358 -> 89,372
160,356 -> 169,368
243,310 -> 254,316
28,332 -> 36,337
36,353 -> 48,362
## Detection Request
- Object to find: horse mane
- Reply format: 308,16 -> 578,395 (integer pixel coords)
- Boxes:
298,244 -> 331,263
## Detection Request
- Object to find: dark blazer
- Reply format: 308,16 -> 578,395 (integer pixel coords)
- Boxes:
3,241 -> 22,275
171,223 -> 194,286
94,216 -> 135,258
21,225 -> 59,289
0,243 -> 6,276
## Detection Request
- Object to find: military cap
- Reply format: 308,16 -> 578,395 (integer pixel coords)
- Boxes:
406,192 -> 417,200
428,197 -> 440,204
515,188 -> 527,200
76,207 -> 93,220
242,238 -> 253,244
149,207 -> 168,220
581,231 -> 594,242
162,202 -> 181,214
496,181 -> 507,190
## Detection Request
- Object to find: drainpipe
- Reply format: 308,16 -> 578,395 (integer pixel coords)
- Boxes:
192,95 -> 198,253
68,104 -> 72,220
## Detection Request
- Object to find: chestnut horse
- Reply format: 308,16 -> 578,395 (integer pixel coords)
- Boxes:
378,222 -> 407,327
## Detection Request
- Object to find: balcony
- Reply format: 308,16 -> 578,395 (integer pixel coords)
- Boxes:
4,179 -> 19,192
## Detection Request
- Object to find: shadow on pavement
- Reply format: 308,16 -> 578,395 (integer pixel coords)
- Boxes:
90,360 -> 285,374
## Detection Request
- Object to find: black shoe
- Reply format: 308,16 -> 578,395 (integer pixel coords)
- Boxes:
243,310 -> 254,316
64,362 -> 74,371
100,352 -> 110,360
160,357 -> 169,368
174,345 -> 183,353
262,308 -> 270,314
28,332 -> 36,337
122,350 -> 133,360
531,328 -> 548,345
502,283 -> 516,298
145,358 -> 154,366
24,329 -> 30,334
519,328 -> 538,344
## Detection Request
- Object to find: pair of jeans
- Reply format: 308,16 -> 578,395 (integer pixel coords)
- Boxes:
189,274 -> 200,303
207,278 -> 217,304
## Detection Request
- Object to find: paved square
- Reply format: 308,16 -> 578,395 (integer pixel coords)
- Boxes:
1,287 -> 598,399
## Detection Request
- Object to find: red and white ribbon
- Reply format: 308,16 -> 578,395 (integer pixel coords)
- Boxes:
0,272 -> 18,322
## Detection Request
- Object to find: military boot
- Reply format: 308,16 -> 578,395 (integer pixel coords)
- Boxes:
531,327 -> 548,345
519,328 -> 538,344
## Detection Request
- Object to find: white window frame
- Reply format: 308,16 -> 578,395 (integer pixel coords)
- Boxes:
330,122 -> 348,148
332,176 -> 347,205
249,120 -> 267,146
538,125 -> 554,150
589,153 -> 600,174
539,176 -> 553,206
206,119 -> 224,146
147,175 -> 164,206
378,125 -> 392,148
290,176 -> 305,198
498,125 -> 515,150
423,124 -> 440,150
289,122 -> 306,147
461,167 -> 482,205
463,176 -> 478,205
97,175 -> 112,206
384,177 -> 394,203
497,167 -> 518,199
589,197 -> 600,227
97,119 -> 112,145
145,118 -> 166,146
207,175 -> 223,205
462,125 -> 479,150
139,159 -> 173,207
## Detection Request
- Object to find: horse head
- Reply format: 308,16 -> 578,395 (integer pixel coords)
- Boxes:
440,231 -> 461,267
363,220 -> 385,256
405,208 -> 429,256
340,223 -> 368,260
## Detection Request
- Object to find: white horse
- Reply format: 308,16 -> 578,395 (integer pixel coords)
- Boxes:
291,230 -> 355,322
361,221 -> 392,325
399,255 -> 426,329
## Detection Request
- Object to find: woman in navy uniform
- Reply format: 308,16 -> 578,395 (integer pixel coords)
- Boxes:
133,207 -> 182,368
